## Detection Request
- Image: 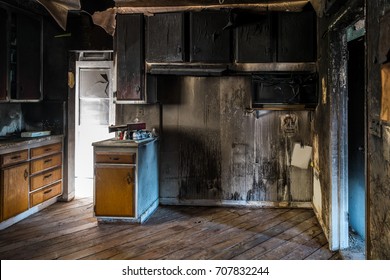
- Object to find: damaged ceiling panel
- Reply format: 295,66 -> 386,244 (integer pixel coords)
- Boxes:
37,0 -> 325,35
37,0 -> 81,30
115,0 -> 324,14
91,8 -> 117,36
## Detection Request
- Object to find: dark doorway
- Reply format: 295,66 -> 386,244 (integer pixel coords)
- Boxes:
347,35 -> 366,253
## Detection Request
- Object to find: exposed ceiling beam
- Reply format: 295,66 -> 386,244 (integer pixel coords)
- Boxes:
115,0 -> 308,7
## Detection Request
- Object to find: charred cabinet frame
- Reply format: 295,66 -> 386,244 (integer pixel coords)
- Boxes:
0,3 -> 42,102
146,12 -> 186,63
115,14 -> 145,103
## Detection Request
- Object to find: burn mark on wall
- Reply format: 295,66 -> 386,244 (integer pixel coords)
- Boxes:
0,104 -> 23,136
178,128 -> 222,199
155,76 -> 312,204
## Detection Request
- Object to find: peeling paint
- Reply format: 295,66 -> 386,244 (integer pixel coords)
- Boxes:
321,77 -> 327,105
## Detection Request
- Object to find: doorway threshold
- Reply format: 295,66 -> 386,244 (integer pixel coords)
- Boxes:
339,231 -> 366,260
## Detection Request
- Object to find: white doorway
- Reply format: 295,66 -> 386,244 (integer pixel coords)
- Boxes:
75,57 -> 115,197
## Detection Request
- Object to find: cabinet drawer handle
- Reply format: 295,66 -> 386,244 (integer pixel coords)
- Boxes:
109,157 -> 120,161
43,174 -> 52,179
10,155 -> 21,160
24,169 -> 28,180
44,148 -> 52,152
44,159 -> 53,164
43,189 -> 52,195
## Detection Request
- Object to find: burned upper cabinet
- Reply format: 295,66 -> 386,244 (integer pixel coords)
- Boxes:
12,12 -> 42,101
189,11 -> 231,63
10,12 -> 42,101
277,11 -> 316,62
146,13 -> 185,62
115,14 -> 144,101
42,17 -> 69,101
235,13 -> 274,63
0,7 -> 7,101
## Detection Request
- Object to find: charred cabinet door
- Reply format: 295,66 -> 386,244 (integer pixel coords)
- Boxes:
95,165 -> 135,217
235,13 -> 274,63
12,13 -> 42,100
115,14 -> 144,101
190,11 -> 231,63
0,7 -> 7,101
146,13 -> 185,62
277,11 -> 316,62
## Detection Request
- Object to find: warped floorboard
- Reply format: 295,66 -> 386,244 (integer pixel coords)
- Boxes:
0,197 -> 340,260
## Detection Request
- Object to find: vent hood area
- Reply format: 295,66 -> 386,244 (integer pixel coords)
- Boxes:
147,63 -> 229,76
146,62 -> 317,76
250,71 -> 318,110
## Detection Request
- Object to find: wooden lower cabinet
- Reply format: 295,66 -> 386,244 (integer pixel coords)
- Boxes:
1,162 -> 29,221
30,181 -> 62,207
93,139 -> 159,223
95,165 -> 135,217
0,136 -> 63,226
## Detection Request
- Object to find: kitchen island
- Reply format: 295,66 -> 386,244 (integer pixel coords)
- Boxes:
92,137 -> 159,223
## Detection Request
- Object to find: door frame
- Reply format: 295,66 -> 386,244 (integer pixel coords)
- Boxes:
63,51 -> 114,201
327,7 -> 367,252
74,60 -> 115,181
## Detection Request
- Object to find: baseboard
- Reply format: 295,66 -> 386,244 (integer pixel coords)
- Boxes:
159,198 -> 312,208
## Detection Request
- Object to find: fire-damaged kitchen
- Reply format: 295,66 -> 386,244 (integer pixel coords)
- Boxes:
0,0 -> 389,261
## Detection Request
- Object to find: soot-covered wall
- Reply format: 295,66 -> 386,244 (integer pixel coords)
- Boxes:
120,76 -> 314,206
367,0 -> 390,259
315,0 -> 390,258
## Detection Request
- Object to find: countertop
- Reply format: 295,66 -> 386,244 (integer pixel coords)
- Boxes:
0,135 -> 64,151
92,137 -> 158,148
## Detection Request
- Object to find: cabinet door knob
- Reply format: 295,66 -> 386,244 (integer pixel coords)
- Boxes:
24,169 -> 28,180
135,85 -> 141,93
126,172 -> 133,185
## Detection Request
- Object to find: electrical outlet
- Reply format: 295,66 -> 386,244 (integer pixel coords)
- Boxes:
137,107 -> 144,116
369,118 -> 382,138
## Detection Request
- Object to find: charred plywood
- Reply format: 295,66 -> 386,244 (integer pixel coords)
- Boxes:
157,76 -> 313,205
367,1 -> 390,259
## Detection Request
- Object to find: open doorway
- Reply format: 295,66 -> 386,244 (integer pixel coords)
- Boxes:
345,22 -> 366,259
327,15 -> 367,257
74,52 -> 115,198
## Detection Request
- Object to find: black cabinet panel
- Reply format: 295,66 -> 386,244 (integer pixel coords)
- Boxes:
277,11 -> 316,62
0,8 -> 7,101
42,18 -> 69,101
190,11 -> 231,63
235,14 -> 273,63
115,14 -> 144,101
15,14 -> 41,100
146,13 -> 185,62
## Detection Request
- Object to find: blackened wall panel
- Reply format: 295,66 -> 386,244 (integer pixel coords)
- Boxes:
367,0 -> 390,259
120,76 -> 313,204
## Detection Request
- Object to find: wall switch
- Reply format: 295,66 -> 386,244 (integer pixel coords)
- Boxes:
137,107 -> 144,116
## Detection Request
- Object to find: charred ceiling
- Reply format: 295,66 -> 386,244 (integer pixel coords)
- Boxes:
4,0 -> 326,35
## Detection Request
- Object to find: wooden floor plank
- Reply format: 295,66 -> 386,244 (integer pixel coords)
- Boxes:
230,210 -> 314,260
162,209 -> 293,259
0,197 -> 338,260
